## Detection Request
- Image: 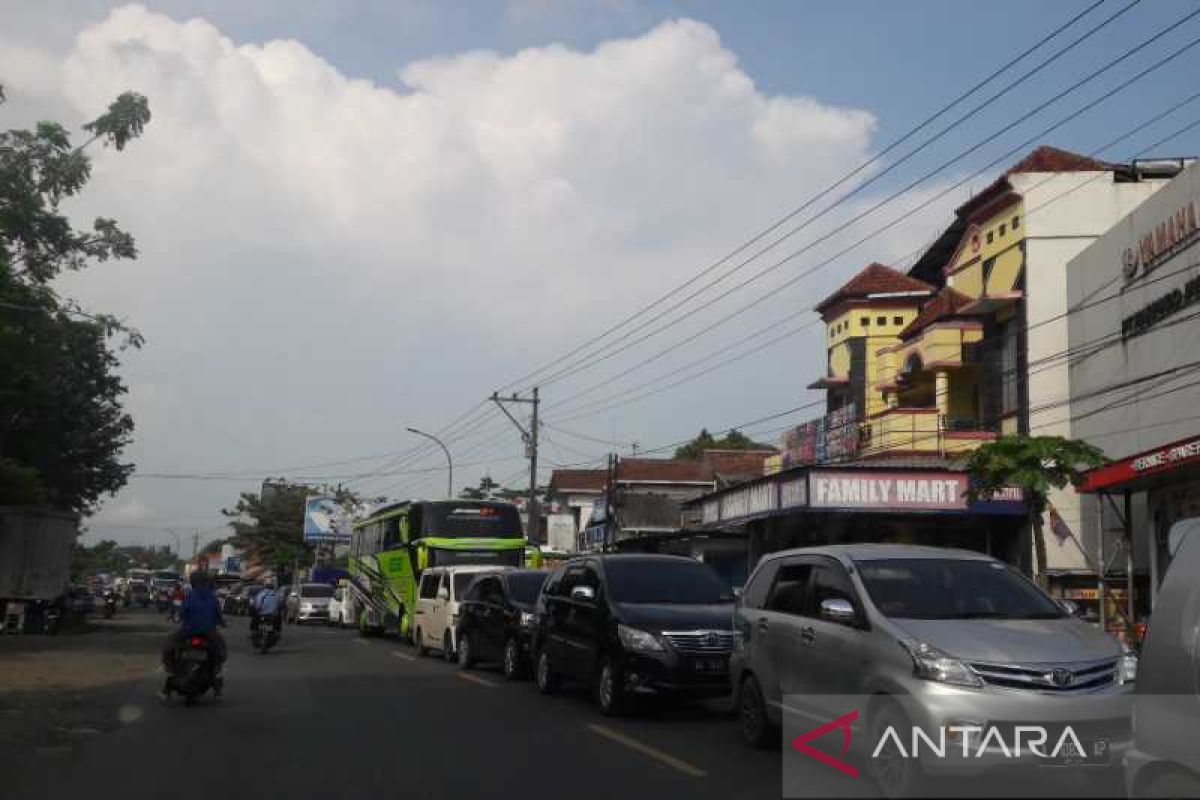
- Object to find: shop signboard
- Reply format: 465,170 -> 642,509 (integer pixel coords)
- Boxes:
809,470 -> 969,511
1080,434 -> 1200,493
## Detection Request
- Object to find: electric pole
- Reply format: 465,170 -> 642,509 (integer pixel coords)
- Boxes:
491,387 -> 541,544
191,532 -> 199,561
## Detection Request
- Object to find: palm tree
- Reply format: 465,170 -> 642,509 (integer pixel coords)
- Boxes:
964,436 -> 1105,586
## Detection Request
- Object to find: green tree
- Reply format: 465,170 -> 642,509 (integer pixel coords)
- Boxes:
0,84 -> 151,512
674,428 -> 774,460
964,435 -> 1106,586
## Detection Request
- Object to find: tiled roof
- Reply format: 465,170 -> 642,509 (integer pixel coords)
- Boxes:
815,263 -> 935,314
898,287 -> 974,340
699,449 -> 776,476
1005,145 -> 1114,175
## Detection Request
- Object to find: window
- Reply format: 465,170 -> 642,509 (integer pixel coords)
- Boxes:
505,572 -> 548,605
483,579 -> 506,606
807,563 -> 859,621
604,559 -> 728,604
1012,215 -> 1020,230
542,564 -> 569,597
300,584 -> 335,599
856,558 -> 1062,620
999,318 -> 1021,415
986,231 -> 994,244
383,516 -> 401,548
419,573 -> 441,600
558,566 -> 586,598
453,572 -> 481,599
741,559 -> 780,609
876,316 -> 886,327
861,317 -> 869,327
764,562 -> 813,615
999,223 -> 1007,237
893,316 -> 903,326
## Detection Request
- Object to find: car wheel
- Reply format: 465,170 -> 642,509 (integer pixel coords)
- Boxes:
414,628 -> 427,657
868,699 -> 927,799
457,633 -> 474,670
503,638 -> 523,681
443,630 -> 456,663
595,656 -> 626,716
738,674 -> 776,749
535,649 -> 558,695
1137,768 -> 1200,799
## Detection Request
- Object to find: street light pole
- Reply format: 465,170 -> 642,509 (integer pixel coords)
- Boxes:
406,427 -> 453,499
163,529 -> 181,559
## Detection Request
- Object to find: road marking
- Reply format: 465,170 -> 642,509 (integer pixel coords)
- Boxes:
390,650 -> 416,662
587,724 -> 707,778
455,672 -> 499,688
353,638 -> 370,645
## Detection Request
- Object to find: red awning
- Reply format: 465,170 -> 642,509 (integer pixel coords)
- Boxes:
1078,433 -> 1200,493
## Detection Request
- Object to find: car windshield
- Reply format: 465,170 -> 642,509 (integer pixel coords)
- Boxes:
605,560 -> 731,605
506,572 -> 548,605
300,585 -> 334,598
454,572 -> 488,597
856,558 -> 1065,620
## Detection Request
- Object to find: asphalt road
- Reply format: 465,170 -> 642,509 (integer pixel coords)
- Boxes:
4,608 -> 785,800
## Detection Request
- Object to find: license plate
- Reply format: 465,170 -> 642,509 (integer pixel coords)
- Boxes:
1042,738 -> 1110,767
181,650 -> 209,662
693,657 -> 727,674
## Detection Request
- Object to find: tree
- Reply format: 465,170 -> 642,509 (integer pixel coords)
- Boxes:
457,475 -> 501,500
964,435 -> 1105,586
0,84 -> 152,512
223,483 -> 358,572
674,428 -> 775,460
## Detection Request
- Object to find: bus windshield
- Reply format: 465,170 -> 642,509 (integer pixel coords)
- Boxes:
430,548 -> 522,568
424,502 -> 522,539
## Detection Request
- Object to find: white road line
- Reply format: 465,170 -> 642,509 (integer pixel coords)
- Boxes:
390,650 -> 416,662
587,724 -> 707,778
353,638 -> 370,645
455,672 -> 499,688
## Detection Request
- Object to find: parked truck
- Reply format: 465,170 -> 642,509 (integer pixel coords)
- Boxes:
0,506 -> 78,633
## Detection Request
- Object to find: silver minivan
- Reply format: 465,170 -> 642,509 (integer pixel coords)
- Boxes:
732,544 -> 1136,794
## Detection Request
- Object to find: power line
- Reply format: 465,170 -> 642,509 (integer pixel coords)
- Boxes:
498,0 -> 1120,393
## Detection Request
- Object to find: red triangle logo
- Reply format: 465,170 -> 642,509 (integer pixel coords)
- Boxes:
790,709 -> 859,778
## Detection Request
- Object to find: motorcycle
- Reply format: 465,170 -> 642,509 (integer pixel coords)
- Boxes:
43,603 -> 61,635
167,597 -> 182,623
250,613 -> 280,653
102,590 -> 117,619
164,635 -> 220,706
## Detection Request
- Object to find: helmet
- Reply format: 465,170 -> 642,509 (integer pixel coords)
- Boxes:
189,570 -> 210,588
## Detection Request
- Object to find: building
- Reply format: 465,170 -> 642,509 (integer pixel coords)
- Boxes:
683,146 -> 1183,588
1067,158 -> 1200,634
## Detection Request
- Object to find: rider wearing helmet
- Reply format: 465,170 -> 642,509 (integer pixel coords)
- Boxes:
160,570 -> 228,699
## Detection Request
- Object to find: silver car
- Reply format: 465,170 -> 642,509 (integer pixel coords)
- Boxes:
732,544 -> 1135,795
286,582 -> 334,624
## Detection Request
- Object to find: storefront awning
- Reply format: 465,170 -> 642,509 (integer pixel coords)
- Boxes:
1078,433 -> 1200,493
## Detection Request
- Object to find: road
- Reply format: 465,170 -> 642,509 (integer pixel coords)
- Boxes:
2,608 -> 784,800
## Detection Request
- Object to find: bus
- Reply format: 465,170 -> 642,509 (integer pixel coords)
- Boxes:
347,499 -> 531,638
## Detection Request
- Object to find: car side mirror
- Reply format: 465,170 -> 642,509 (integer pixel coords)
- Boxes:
570,585 -> 596,603
437,587 -> 449,601
819,598 -> 856,624
1058,599 -> 1080,616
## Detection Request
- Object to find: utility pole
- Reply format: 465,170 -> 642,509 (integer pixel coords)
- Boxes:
191,532 -> 199,561
491,387 -> 541,544
604,452 -> 618,553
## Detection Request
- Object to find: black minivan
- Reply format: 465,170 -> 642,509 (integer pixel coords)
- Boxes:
531,554 -> 735,715
455,569 -> 549,680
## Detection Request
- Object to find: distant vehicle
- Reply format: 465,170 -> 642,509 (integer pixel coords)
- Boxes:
102,588 -> 117,619
455,569 -> 548,679
327,586 -> 351,627
348,499 -> 529,638
732,544 -> 1134,795
67,586 -> 95,616
531,554 -> 735,716
286,583 -> 335,624
124,568 -> 153,606
413,565 -> 511,660
1125,520 -> 1200,798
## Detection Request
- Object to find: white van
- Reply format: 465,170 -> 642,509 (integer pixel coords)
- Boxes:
413,565 -> 511,660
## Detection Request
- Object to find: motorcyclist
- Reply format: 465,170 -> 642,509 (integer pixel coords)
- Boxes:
250,579 -> 282,638
160,571 -> 227,699
168,582 -> 185,622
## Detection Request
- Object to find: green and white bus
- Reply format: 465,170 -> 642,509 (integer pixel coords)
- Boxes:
347,499 -> 535,637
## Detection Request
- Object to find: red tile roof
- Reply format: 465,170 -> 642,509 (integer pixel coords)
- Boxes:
1005,145 -> 1114,176
700,449 -> 777,476
815,263 -> 935,314
898,287 -> 975,340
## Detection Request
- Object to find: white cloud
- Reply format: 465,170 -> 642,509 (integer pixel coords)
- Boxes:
0,5 -> 968,535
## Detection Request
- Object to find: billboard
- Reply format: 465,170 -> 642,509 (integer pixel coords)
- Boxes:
303,495 -> 351,543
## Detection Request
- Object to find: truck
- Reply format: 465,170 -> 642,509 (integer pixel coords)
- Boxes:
0,506 -> 78,633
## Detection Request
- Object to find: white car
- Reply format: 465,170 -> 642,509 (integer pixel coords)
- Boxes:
413,565 -> 512,660
326,586 -> 351,627
285,583 -> 334,624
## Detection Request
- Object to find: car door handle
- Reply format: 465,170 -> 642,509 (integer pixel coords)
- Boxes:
799,626 -> 816,644
756,617 -> 769,633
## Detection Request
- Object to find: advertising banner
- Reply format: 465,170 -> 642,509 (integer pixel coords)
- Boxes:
303,495 -> 351,542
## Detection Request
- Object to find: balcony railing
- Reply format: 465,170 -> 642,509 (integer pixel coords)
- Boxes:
862,409 -> 998,457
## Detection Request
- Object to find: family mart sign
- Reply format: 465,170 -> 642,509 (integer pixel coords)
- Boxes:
809,471 -> 969,511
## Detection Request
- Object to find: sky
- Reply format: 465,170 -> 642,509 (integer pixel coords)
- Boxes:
2,0 -> 1199,550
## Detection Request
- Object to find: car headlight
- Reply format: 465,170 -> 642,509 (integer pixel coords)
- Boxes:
617,624 -> 664,653
903,641 -> 983,688
1118,650 -> 1138,684
519,611 -> 536,628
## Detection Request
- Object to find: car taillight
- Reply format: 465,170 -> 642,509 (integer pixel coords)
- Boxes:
189,636 -> 205,647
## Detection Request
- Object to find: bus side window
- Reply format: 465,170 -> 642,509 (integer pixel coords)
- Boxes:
383,518 -> 401,548
410,504 -> 425,539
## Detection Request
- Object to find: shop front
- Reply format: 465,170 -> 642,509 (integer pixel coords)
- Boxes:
682,463 -> 1028,583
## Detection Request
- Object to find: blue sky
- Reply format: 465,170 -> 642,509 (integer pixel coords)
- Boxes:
3,1 -> 1199,546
